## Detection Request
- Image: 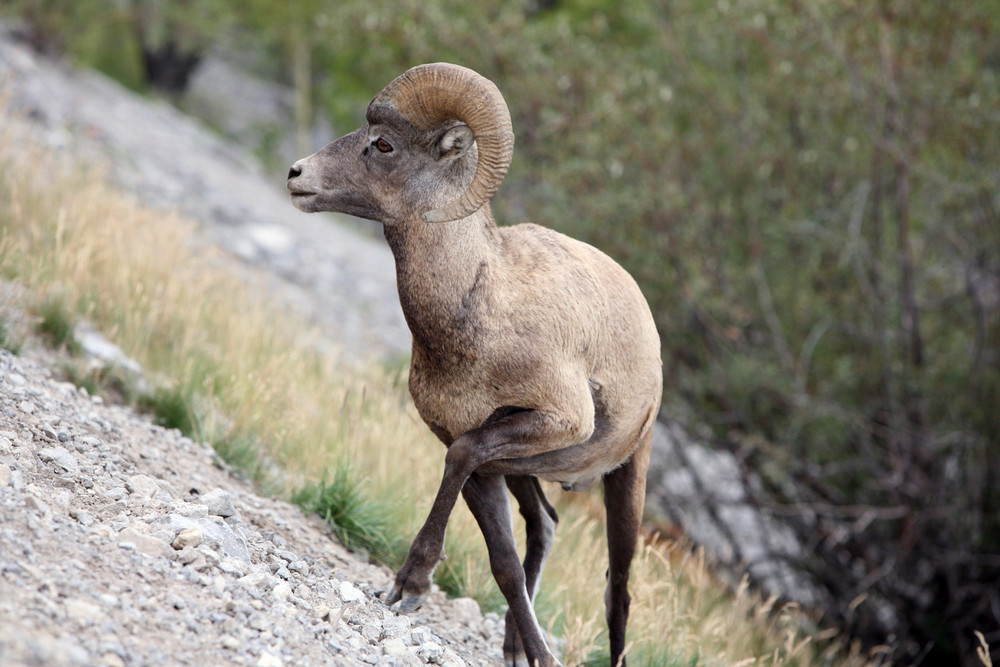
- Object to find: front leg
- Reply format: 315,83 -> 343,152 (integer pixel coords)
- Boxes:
386,407 -> 587,613
384,481 -> 459,612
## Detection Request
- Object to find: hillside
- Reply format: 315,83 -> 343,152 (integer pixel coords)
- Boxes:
0,342 -> 502,666
0,24 -> 918,667
1,30 -> 504,667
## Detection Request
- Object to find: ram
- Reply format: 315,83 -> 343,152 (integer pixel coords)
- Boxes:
287,63 -> 662,667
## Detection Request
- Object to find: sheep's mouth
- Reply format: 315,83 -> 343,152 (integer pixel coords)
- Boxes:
288,189 -> 318,210
289,190 -> 319,213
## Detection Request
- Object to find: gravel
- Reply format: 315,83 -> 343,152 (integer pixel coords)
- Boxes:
0,347 -> 504,666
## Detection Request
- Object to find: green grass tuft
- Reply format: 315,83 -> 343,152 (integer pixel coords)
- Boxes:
0,316 -> 22,354
292,465 -> 403,565
36,294 -> 81,354
212,432 -> 273,487
138,386 -> 202,439
61,361 -> 141,405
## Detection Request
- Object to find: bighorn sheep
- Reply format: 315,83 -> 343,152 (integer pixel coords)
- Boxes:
287,63 -> 662,667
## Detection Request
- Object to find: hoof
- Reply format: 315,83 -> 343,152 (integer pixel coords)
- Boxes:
505,651 -> 561,667
504,653 -> 529,667
384,586 -> 425,613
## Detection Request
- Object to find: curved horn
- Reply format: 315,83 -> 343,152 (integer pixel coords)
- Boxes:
369,63 -> 514,223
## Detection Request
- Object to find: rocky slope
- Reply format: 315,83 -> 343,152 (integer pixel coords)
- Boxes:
0,342 -> 504,667
0,31 -> 505,667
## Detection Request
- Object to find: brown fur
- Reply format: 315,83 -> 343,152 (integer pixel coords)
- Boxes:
287,64 -> 661,667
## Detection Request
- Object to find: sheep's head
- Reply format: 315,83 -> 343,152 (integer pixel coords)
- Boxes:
287,63 -> 514,225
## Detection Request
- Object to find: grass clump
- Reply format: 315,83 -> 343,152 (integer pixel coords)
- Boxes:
61,360 -> 141,404
292,465 -> 401,564
35,293 -> 81,355
138,385 -> 202,439
0,316 -> 23,354
212,432 -> 273,487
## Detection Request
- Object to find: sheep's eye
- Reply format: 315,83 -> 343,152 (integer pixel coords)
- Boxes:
375,138 -> 393,153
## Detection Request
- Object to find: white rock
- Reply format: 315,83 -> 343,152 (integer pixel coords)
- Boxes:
100,652 -> 126,667
75,322 -> 144,375
117,527 -> 173,559
274,549 -> 298,563
416,640 -> 443,663
172,527 -> 204,550
339,581 -> 365,603
239,570 -> 276,591
200,488 -> 236,517
287,559 -> 309,575
69,508 -> 95,527
37,446 -> 78,474
382,637 -> 419,666
52,489 -> 71,510
256,649 -> 283,667
361,621 -> 382,643
24,493 -> 52,520
272,582 -> 292,601
151,513 -> 199,535
410,625 -> 436,645
217,557 -> 248,577
126,474 -> 160,499
201,517 -> 250,562
170,500 -> 209,518
381,614 -> 412,643
437,647 -> 466,667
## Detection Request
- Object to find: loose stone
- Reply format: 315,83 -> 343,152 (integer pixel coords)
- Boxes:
382,614 -> 412,644
339,581 -> 366,603
37,446 -> 78,474
69,508 -> 95,526
200,488 -> 236,517
126,474 -> 160,499
272,582 -> 292,601
172,527 -> 204,550
117,527 -> 174,559
287,559 -> 309,575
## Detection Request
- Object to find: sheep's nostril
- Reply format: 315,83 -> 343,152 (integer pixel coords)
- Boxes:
287,165 -> 302,180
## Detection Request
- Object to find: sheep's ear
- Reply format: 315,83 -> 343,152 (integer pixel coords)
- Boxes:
432,124 -> 474,161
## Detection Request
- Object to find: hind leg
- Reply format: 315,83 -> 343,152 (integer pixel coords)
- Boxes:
503,476 -> 558,667
462,473 -> 561,667
602,435 -> 651,667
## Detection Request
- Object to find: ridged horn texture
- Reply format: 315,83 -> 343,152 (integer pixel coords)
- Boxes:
370,63 -> 515,223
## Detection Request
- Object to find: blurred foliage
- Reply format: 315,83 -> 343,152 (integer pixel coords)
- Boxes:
35,292 -> 81,354
5,0 -> 999,662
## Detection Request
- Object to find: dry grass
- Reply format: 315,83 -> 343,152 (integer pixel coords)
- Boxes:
0,115 -> 880,666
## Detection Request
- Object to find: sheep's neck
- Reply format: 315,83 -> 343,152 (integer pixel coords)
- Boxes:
384,209 -> 500,357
